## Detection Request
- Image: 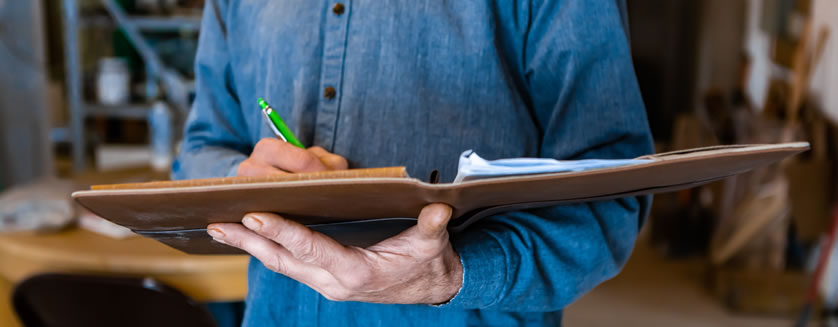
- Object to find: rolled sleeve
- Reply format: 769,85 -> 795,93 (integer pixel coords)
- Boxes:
172,0 -> 252,180
443,230 -> 507,308
439,0 -> 653,312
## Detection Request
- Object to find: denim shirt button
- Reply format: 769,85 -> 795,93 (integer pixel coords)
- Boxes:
324,86 -> 337,100
332,3 -> 345,15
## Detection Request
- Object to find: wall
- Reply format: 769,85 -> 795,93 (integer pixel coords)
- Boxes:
744,0 -> 838,122
809,0 -> 838,123
0,0 -> 52,188
694,0 -> 747,97
744,0 -> 779,111
628,0 -> 701,141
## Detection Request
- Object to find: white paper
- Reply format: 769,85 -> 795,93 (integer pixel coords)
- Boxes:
453,150 -> 652,183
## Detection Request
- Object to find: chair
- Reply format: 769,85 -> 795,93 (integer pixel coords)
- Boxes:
12,273 -> 217,327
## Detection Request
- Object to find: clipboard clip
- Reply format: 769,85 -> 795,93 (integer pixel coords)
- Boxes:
428,170 -> 440,184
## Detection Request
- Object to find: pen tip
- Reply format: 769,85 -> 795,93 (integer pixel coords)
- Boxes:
257,98 -> 268,110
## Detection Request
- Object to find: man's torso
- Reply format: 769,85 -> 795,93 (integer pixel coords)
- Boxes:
223,0 -> 541,182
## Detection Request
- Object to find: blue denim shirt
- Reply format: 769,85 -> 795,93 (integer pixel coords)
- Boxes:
173,0 -> 653,326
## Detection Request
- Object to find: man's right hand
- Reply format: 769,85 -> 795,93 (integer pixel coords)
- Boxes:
236,138 -> 349,176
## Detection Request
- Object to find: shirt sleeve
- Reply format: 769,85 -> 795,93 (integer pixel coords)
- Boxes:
443,0 -> 654,311
172,0 -> 251,180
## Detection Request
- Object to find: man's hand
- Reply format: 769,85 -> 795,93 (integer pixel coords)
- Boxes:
206,203 -> 463,305
237,138 -> 348,176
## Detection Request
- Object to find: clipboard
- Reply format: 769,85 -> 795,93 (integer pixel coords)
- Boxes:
72,143 -> 810,254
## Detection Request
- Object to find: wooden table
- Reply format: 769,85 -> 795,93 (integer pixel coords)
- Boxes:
0,228 -> 249,326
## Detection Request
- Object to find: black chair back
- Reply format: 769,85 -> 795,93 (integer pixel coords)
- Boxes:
12,273 -> 217,327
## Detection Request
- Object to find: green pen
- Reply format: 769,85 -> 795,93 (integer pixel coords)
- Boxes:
258,97 -> 305,148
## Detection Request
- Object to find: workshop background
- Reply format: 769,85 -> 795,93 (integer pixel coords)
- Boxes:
1,0 -> 838,326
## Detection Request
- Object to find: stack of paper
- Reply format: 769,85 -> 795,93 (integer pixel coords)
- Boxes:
454,150 -> 652,183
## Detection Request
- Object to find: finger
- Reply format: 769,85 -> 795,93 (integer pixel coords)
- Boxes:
241,212 -> 355,271
416,203 -> 453,240
252,138 -> 328,172
236,159 -> 288,177
208,223 -> 330,284
307,146 -> 349,170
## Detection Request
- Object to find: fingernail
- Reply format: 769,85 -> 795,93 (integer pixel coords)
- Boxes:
207,227 -> 225,239
243,215 -> 263,231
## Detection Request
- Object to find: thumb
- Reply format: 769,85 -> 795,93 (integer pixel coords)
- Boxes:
416,203 -> 453,239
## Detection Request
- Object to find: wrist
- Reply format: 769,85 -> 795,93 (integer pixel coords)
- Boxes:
429,248 -> 463,305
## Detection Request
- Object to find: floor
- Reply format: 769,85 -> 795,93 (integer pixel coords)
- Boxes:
0,230 -> 805,327
564,234 -> 798,327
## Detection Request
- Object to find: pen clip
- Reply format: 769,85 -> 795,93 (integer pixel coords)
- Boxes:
262,109 -> 287,142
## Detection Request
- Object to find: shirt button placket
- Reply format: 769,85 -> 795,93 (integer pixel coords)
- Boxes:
314,1 -> 351,151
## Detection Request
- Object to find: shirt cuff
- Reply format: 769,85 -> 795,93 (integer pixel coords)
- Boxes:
225,159 -> 242,177
438,230 -> 507,309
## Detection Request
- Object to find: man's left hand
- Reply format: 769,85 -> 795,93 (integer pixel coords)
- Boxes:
206,203 -> 463,305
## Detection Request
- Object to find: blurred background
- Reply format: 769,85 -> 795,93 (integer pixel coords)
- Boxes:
0,0 -> 837,326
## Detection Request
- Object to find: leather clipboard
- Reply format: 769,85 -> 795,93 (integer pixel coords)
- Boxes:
72,143 -> 810,254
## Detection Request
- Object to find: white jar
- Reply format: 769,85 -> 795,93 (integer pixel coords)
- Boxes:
96,57 -> 131,105
148,101 -> 173,172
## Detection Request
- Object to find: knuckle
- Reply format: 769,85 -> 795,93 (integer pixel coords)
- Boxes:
225,236 -> 246,250
340,268 -> 372,291
254,138 -> 280,154
414,240 -> 444,259
235,160 -> 252,176
253,139 -> 269,152
296,153 -> 321,171
331,156 -> 349,170
292,235 -> 320,263
258,220 -> 283,239
236,160 -> 272,177
283,228 -> 309,248
263,255 -> 287,274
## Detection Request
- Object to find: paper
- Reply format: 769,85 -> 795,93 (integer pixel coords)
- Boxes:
453,150 -> 653,183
